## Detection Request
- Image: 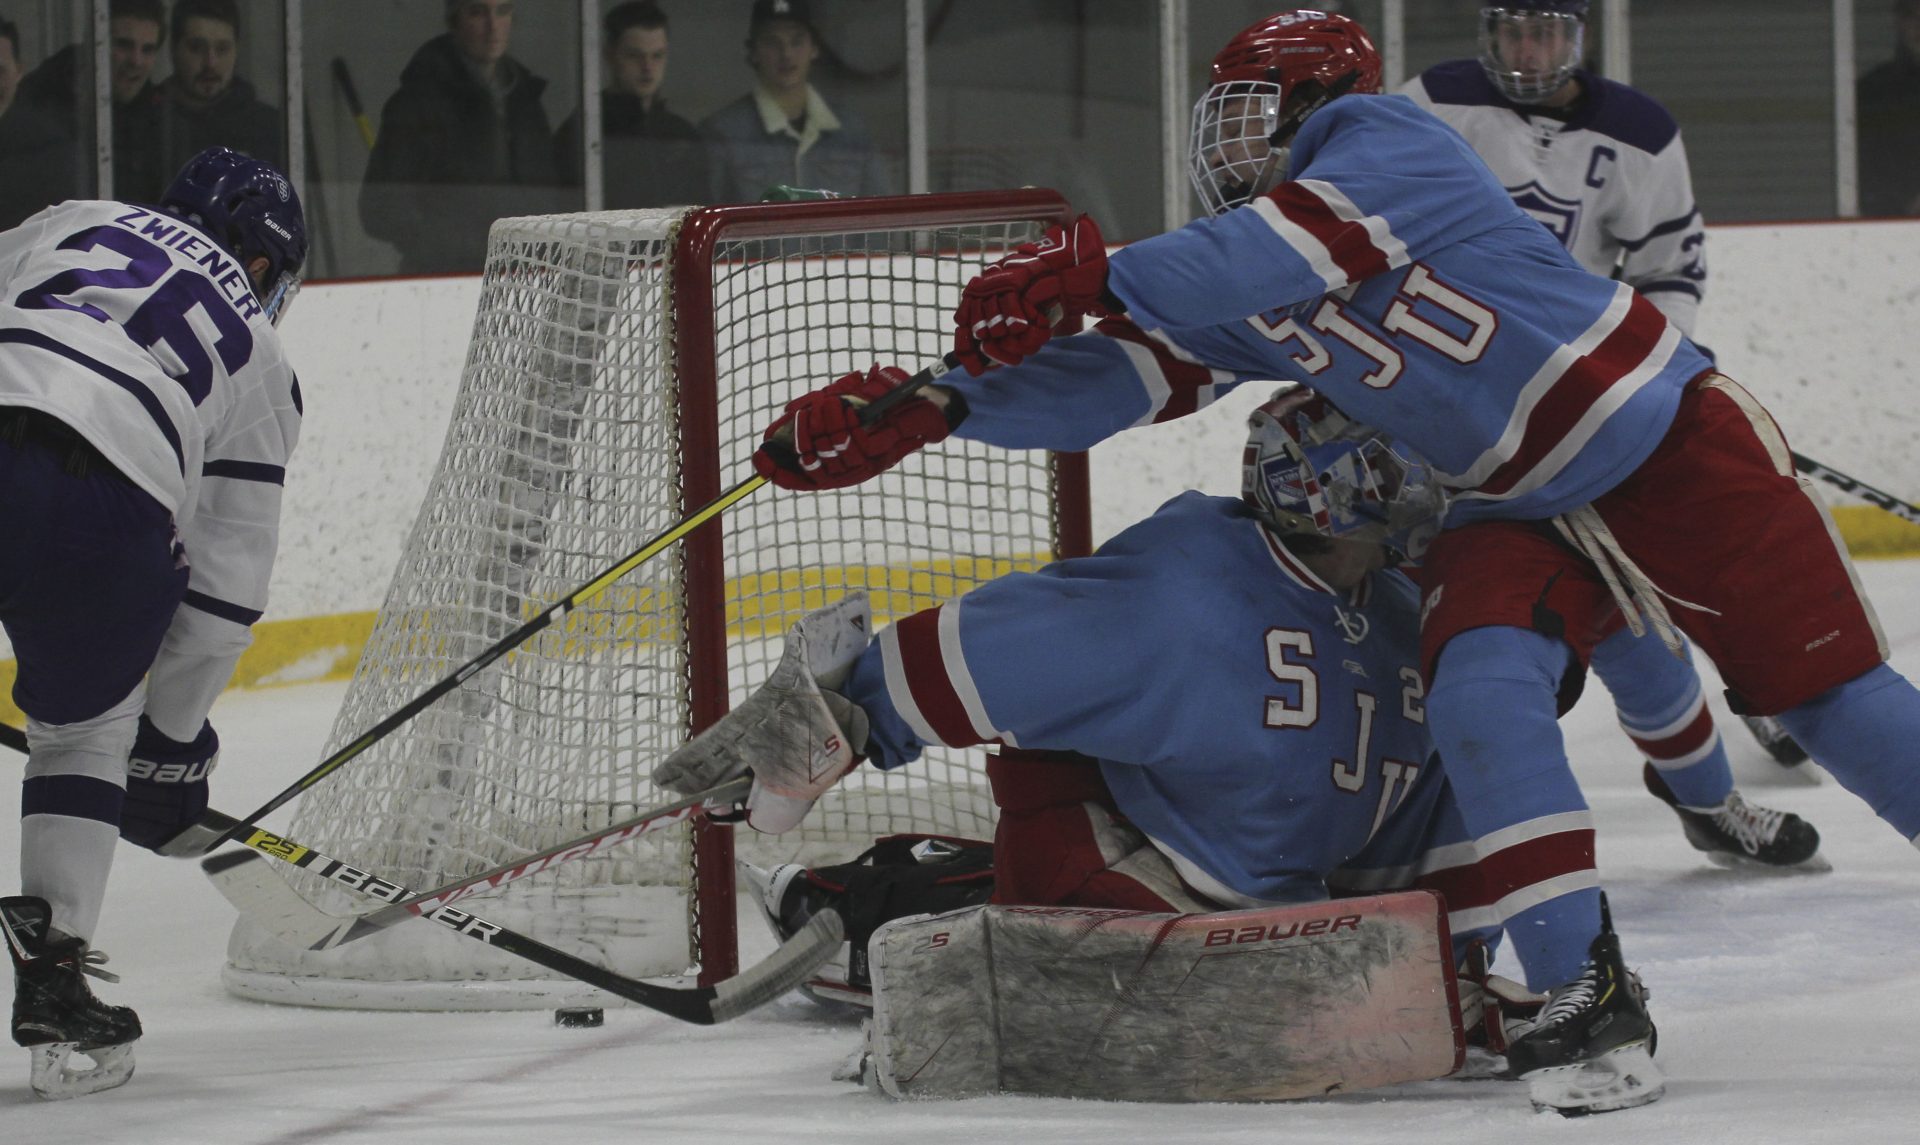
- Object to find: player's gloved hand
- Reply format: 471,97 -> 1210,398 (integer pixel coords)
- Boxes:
753,365 -> 955,491
953,214 -> 1110,375
120,715 -> 218,852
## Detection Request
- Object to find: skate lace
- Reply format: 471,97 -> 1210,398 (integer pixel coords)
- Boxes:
1714,792 -> 1786,854
1533,967 -> 1601,1030
75,949 -> 120,985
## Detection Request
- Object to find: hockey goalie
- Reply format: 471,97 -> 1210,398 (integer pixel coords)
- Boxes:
656,389 -> 1659,1114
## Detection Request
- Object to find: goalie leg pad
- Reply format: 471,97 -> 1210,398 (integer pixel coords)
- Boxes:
868,891 -> 1465,1102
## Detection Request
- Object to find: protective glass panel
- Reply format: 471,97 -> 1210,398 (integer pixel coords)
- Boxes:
304,0 -> 584,278
0,4 -> 99,227
928,0 -> 1161,240
1855,0 -> 1920,218
648,2 -> 905,204
127,0 -> 288,206
1636,0 -> 1836,221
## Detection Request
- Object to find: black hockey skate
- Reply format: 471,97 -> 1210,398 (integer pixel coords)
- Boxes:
742,834 -> 995,1009
1503,896 -> 1662,1115
4,896 -> 141,1099
1643,763 -> 1825,869
1740,713 -> 1809,767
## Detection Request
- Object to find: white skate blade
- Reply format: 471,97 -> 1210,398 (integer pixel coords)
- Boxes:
1523,1041 -> 1663,1116
28,1040 -> 137,1099
1704,848 -> 1833,874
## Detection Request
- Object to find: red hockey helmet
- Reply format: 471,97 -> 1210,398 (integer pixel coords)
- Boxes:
1243,386 -> 1446,563
1189,11 -> 1383,215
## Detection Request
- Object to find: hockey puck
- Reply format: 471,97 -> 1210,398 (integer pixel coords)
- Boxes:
553,1007 -> 604,1029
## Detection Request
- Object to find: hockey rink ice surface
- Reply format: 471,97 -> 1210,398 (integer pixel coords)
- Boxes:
7,564 -> 1920,1143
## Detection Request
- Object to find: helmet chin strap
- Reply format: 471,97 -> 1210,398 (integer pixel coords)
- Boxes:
1265,70 -> 1364,154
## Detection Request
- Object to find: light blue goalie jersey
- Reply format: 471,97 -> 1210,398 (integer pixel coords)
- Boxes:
842,493 -> 1437,906
944,94 -> 1717,523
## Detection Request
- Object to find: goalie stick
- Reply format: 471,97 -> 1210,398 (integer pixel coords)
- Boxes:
202,776 -> 752,950
176,352 -> 964,861
0,727 -> 836,1023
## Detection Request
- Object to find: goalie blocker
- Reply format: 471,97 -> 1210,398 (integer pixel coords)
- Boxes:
866,892 -> 1465,1102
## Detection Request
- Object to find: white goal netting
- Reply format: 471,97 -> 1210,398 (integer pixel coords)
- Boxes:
224,194 -> 1084,1009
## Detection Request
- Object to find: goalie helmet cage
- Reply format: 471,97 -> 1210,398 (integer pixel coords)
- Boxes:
222,191 -> 1091,1010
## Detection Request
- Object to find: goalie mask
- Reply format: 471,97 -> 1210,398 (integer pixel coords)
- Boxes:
1189,10 -> 1382,216
1242,387 -> 1446,564
1479,4 -> 1588,104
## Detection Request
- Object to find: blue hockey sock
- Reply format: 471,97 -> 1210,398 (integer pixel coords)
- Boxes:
1428,626 -> 1602,990
1590,626 -> 1732,808
1429,626 -> 1590,824
1779,664 -> 1920,841
1503,885 -> 1604,992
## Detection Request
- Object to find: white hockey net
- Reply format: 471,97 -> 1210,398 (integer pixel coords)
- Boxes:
224,193 -> 1086,1009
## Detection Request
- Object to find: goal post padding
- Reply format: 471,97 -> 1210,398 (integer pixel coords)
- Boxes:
223,193 -> 1090,1010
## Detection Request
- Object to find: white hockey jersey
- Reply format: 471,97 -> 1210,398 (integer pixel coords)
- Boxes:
1401,61 -> 1707,336
0,200 -> 301,737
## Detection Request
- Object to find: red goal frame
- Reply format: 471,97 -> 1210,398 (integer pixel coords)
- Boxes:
670,191 -> 1094,982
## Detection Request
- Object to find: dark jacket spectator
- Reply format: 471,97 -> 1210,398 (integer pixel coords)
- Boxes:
157,76 -> 282,198
1858,1 -> 1920,217
0,106 -> 80,229
155,0 -> 282,202
0,20 -> 81,228
13,44 -> 166,207
556,91 -> 708,209
359,33 -> 564,275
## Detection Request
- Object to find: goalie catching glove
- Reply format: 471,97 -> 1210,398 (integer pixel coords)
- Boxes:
952,213 -> 1112,374
752,365 -> 958,491
652,593 -> 875,833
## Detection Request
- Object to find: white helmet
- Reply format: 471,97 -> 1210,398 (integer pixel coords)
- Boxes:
1478,4 -> 1588,104
1242,386 -> 1447,563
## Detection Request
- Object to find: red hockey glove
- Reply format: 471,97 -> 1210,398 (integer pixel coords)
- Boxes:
753,365 -> 954,491
953,214 -> 1110,375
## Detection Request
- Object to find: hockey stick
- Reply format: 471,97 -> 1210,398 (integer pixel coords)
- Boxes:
1,725 -> 833,1023
167,351 -> 963,860
332,58 -> 377,152
1793,452 -> 1920,528
203,795 -> 836,1025
203,776 -> 751,950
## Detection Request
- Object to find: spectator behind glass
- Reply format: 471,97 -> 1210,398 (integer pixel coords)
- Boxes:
555,0 -> 707,208
359,0 -> 563,274
1859,0 -> 1920,216
702,0 -> 890,201
155,0 -> 283,204
10,0 -> 166,213
0,17 -> 61,229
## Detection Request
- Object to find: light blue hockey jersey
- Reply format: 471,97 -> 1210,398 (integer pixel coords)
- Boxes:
945,94 -> 1716,523
843,493 -> 1437,906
